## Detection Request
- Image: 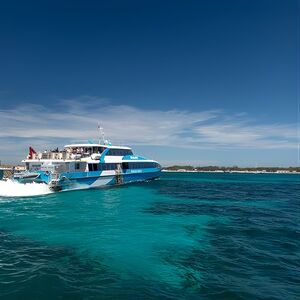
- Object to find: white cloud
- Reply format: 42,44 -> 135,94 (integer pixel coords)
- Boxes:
0,96 -> 298,161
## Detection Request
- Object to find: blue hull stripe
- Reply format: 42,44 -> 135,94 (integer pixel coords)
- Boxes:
17,168 -> 161,191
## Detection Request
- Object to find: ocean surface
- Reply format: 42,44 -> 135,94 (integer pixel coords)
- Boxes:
0,172 -> 299,300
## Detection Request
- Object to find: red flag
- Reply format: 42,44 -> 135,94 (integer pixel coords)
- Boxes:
29,146 -> 36,159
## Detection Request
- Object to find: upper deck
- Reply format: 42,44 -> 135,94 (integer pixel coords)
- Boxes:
24,143 -> 133,161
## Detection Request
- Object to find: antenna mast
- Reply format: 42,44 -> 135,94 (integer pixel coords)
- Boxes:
98,123 -> 105,144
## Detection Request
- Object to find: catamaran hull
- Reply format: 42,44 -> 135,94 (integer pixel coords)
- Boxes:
48,170 -> 161,192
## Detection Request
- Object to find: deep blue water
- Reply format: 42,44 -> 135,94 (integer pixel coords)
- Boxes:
0,172 -> 299,300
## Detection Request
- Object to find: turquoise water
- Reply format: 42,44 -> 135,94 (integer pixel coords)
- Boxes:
0,172 -> 299,299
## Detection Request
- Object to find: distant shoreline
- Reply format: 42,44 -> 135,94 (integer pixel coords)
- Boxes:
1,164 -> 299,175
162,169 -> 300,174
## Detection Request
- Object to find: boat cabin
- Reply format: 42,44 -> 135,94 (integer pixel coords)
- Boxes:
23,143 -> 135,173
64,144 -> 107,159
26,144 -> 133,161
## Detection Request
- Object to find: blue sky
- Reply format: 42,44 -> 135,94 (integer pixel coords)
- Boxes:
0,0 -> 299,166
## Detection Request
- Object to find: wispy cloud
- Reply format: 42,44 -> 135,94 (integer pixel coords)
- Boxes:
0,96 -> 298,162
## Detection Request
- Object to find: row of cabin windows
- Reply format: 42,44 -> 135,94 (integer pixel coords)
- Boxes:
89,163 -> 118,171
88,162 -> 161,172
75,162 -> 86,170
107,149 -> 133,156
122,162 -> 161,169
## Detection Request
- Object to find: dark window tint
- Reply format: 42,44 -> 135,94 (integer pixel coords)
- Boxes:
125,162 -> 161,169
88,163 -> 119,171
88,162 -> 160,172
88,164 -> 93,171
122,162 -> 129,169
107,149 -> 133,156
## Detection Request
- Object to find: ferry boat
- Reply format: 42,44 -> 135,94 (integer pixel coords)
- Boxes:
13,142 -> 161,192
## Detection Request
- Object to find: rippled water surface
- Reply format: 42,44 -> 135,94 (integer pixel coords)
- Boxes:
0,172 -> 299,299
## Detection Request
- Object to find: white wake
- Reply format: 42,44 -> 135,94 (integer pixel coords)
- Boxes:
0,179 -> 52,197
